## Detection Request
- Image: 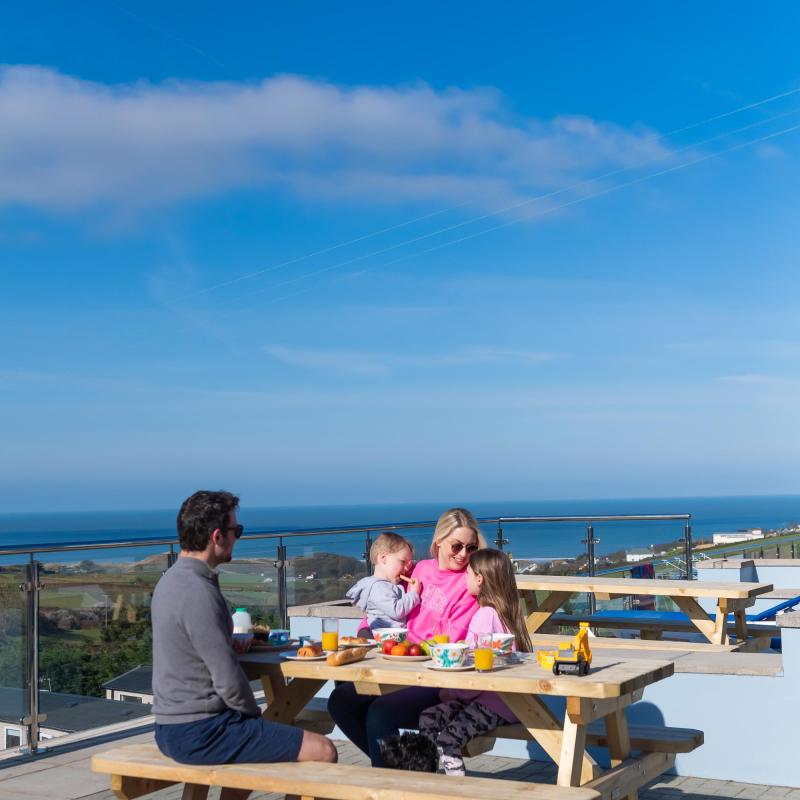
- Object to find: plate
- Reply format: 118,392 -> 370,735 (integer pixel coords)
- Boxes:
425,663 -> 474,672
283,653 -> 329,661
250,640 -> 297,653
380,653 -> 431,662
340,640 -> 378,648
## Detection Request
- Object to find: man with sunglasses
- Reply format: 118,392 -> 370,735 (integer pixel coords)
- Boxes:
151,490 -> 336,785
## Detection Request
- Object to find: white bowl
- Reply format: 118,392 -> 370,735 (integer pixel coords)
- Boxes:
372,628 -> 408,644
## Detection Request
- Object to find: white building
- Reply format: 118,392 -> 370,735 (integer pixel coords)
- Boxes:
625,548 -> 652,563
712,529 -> 764,545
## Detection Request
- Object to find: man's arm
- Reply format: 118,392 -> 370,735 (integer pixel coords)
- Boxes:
182,592 -> 261,717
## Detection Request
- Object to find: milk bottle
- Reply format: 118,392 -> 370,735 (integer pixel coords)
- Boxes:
232,607 -> 253,634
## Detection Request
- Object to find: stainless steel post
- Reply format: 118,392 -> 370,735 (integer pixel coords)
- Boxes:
276,539 -> 288,629
167,543 -> 177,569
792,542 -> 796,559
21,558 -> 46,754
364,531 -> 373,576
683,521 -> 693,580
495,522 -> 508,551
584,524 -> 598,614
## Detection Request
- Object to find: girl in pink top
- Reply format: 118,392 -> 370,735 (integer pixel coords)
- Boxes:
417,549 -> 533,776
328,508 -> 486,767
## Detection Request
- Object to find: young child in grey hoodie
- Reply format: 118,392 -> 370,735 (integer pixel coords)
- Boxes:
346,532 -> 421,631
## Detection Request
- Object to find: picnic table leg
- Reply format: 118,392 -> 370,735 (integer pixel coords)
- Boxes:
671,595 -> 728,645
605,709 -> 637,800
557,713 -> 592,786
259,665 -> 326,725
110,775 -> 176,799
733,607 -> 748,641
524,591 -> 574,634
181,784 -> 209,800
500,692 -> 598,786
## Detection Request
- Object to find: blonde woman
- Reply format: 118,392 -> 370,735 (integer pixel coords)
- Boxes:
328,508 -> 485,767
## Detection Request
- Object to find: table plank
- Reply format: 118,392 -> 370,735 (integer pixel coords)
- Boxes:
241,650 -> 674,700
515,575 -> 772,599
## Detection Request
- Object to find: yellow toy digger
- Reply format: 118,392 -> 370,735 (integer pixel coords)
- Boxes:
536,622 -> 592,676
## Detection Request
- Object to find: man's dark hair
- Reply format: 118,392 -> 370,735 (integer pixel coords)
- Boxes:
177,490 -> 240,552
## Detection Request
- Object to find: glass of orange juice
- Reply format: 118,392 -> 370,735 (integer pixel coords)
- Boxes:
474,633 -> 494,672
433,619 -> 450,644
321,618 -> 339,651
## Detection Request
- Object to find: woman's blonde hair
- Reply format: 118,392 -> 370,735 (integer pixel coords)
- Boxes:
429,507 -> 486,559
468,549 -> 532,652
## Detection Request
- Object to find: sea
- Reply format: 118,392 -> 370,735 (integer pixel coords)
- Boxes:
1,495 -> 798,566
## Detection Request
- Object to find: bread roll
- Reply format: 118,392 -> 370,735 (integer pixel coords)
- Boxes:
326,647 -> 368,666
297,645 -> 323,658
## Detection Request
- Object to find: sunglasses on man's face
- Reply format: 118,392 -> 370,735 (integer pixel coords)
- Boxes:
449,540 -> 478,555
220,524 -> 244,539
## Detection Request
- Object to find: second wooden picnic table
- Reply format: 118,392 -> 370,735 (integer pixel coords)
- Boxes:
240,647 -> 678,799
515,574 -> 773,646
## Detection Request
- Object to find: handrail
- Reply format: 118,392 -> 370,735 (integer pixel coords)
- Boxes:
0,513 -> 691,556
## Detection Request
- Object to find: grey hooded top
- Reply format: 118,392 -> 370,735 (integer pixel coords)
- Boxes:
346,575 -> 421,630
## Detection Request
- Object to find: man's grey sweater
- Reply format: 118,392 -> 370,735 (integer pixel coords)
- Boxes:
151,556 -> 260,724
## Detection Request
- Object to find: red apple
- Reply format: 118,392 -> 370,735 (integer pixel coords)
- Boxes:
382,639 -> 396,655
408,644 -> 422,657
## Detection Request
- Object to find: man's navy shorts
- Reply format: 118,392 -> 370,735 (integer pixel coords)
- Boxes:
155,710 -> 304,765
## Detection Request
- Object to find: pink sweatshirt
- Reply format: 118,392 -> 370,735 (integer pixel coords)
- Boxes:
406,559 -> 478,643
441,605 -> 517,723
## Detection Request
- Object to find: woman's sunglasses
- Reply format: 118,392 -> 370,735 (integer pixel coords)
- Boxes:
449,540 -> 479,555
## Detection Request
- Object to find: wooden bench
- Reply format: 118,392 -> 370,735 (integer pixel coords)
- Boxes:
293,697 -> 703,759
91,742 -> 601,800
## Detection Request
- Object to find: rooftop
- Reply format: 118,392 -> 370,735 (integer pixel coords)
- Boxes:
0,728 -> 793,800
0,688 -> 152,733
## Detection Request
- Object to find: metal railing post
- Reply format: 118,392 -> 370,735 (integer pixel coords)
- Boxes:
792,542 -> 796,559
495,521 -> 509,551
683,521 -> 693,580
364,531 -> 373,576
167,543 -> 177,569
21,558 -> 46,754
583,524 -> 598,614
275,538 -> 288,630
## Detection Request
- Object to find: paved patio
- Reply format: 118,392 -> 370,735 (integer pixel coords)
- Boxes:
0,729 -> 795,800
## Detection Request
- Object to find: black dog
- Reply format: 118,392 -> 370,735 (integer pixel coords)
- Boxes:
379,732 -> 439,773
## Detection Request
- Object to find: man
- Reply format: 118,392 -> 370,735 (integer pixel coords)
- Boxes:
151,490 -> 337,792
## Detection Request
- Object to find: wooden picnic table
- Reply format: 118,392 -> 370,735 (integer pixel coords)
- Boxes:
515,575 -> 773,646
240,647 -> 678,799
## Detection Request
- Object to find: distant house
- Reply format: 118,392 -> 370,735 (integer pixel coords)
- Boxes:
0,686 -> 152,752
625,548 -> 652,563
712,529 -> 764,545
102,665 -> 154,704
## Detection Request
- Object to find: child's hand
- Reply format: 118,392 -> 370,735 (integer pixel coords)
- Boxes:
406,577 -> 420,594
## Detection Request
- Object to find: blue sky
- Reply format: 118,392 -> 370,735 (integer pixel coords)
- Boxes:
2,2 -> 799,512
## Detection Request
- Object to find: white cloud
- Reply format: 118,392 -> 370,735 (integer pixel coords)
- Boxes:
262,343 -> 562,375
0,66 -> 671,216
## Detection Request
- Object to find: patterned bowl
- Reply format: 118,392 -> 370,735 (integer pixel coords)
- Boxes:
372,628 -> 408,644
431,642 -> 469,669
267,629 -> 291,645
491,634 -> 515,653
